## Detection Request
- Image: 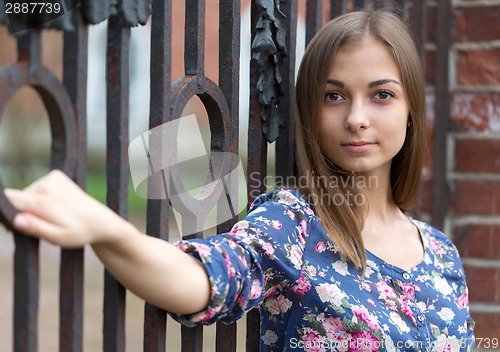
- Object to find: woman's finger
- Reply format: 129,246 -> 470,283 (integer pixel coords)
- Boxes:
23,169 -> 72,194
5,170 -> 125,246
12,212 -> 82,248
4,188 -> 36,212
5,187 -> 75,226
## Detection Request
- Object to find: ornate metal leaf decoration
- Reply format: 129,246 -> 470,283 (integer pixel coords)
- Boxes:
0,0 -> 152,35
83,0 -> 152,26
252,0 -> 288,143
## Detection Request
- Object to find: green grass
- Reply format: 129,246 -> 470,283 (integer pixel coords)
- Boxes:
85,172 -> 147,213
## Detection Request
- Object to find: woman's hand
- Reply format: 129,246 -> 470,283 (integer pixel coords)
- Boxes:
4,169 -> 127,248
4,169 -> 211,313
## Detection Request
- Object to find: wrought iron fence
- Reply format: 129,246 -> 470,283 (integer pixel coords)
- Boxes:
0,0 -> 448,351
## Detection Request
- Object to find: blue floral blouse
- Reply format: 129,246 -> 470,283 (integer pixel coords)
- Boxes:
171,189 -> 475,351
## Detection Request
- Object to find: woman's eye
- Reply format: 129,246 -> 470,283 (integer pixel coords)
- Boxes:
324,92 -> 344,102
374,90 -> 394,100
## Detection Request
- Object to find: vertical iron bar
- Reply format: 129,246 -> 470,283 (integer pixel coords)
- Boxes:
246,1 -> 268,351
13,234 -> 39,352
181,326 -> 204,352
143,0 -> 171,350
13,30 -> 41,352
275,0 -> 298,180
180,254 -> 205,349
409,0 -> 427,69
215,2 -> 240,236
104,14 -> 130,352
60,4 -> 88,352
431,0 -> 450,230
246,310 -> 260,352
16,31 -> 41,64
182,0 -> 206,350
352,0 -> 366,11
247,0 -> 268,222
306,0 -> 323,47
185,0 -> 205,76
215,0 -> 241,350
216,323 -> 237,352
330,0 -> 347,19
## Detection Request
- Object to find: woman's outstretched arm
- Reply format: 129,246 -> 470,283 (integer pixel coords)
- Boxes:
4,169 -> 210,315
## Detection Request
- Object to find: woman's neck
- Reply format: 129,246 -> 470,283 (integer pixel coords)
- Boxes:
352,167 -> 403,225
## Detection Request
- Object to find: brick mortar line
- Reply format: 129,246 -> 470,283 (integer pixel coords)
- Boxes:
451,216 -> 500,225
447,135 -> 456,180
452,86 -> 500,93
451,132 -> 500,139
450,49 -> 458,91
453,0 -> 500,7
453,40 -> 500,50
444,216 -> 455,237
449,173 -> 500,181
426,41 -> 500,53
424,43 -> 436,51
470,303 -> 500,313
462,258 -> 500,267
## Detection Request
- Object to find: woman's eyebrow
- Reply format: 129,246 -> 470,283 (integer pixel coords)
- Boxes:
326,78 -> 344,87
368,79 -> 401,88
326,78 -> 401,88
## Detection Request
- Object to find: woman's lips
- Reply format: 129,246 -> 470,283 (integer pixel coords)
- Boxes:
341,142 -> 376,153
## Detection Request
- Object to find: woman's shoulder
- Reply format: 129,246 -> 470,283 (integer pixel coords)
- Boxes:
410,217 -> 448,239
248,188 -> 316,218
409,217 -> 462,259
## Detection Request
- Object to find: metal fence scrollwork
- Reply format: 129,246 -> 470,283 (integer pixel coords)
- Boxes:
0,29 -> 78,352
0,0 -> 440,351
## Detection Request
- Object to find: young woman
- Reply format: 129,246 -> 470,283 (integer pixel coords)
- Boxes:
6,10 -> 474,352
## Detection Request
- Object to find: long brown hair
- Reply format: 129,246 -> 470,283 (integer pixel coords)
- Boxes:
294,10 -> 426,274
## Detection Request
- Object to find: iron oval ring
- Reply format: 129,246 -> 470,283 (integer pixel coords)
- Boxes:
167,75 -> 232,219
0,62 -> 77,230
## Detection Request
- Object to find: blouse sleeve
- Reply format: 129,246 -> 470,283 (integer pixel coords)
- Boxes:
442,234 -> 476,350
454,248 -> 475,350
169,189 -> 311,327
465,290 -> 475,351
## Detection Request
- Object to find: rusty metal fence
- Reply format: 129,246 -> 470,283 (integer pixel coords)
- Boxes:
0,0 -> 448,351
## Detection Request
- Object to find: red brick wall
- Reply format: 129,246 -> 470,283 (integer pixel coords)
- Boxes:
422,0 -> 500,345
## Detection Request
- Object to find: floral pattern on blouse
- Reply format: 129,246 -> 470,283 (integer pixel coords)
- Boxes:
171,189 -> 475,351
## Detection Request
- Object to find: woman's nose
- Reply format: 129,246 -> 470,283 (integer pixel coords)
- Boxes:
344,101 -> 370,132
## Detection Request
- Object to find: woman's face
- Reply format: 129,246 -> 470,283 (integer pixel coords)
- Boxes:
319,37 -> 409,178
